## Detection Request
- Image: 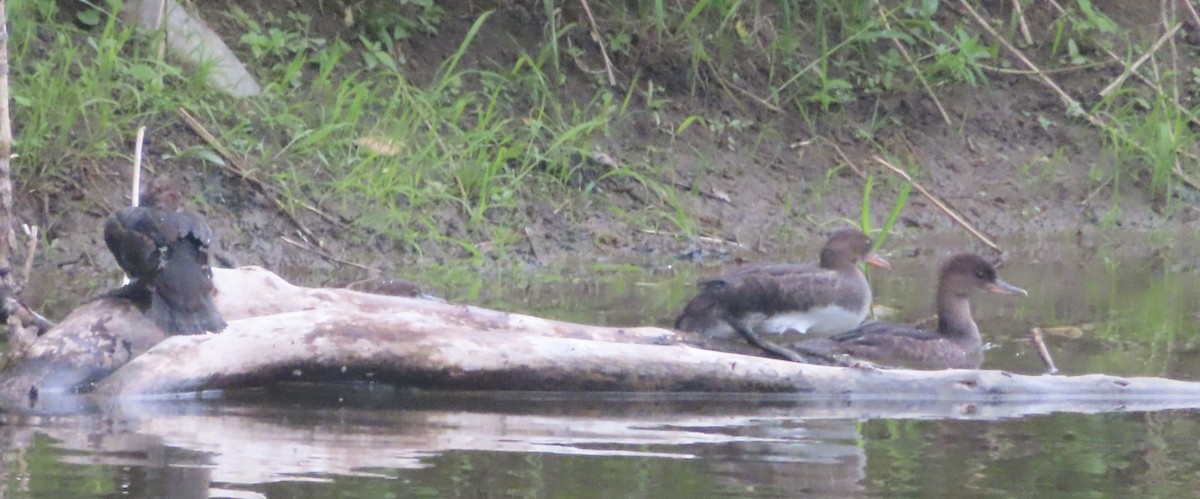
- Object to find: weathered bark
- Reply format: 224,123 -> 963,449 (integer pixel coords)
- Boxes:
5,266 -> 1200,411
0,299 -> 165,406
0,1 -> 13,280
94,307 -> 1200,401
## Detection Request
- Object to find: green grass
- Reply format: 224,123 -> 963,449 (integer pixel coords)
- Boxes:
7,1 -> 670,262
9,0 -> 1200,273
9,1 -> 220,184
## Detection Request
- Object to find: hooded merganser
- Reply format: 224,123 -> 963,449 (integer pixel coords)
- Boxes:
674,229 -> 890,342
792,253 -> 1026,369
103,176 -> 227,335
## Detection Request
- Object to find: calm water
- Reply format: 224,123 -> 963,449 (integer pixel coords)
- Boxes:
5,233 -> 1200,497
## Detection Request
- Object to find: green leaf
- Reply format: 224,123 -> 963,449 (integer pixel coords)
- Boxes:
77,9 -> 101,27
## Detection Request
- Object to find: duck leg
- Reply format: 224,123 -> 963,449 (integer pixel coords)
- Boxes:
728,321 -> 819,364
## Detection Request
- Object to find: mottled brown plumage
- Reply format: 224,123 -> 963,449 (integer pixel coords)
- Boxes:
674,229 -> 890,340
792,253 -> 1026,370
103,176 -> 226,335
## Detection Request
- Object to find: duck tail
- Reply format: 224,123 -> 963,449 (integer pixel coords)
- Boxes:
147,240 -> 227,335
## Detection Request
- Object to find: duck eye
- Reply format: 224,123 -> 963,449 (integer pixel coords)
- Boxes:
975,271 -> 988,280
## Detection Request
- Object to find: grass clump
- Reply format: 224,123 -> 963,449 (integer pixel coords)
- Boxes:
8,0 -> 221,188
8,1 -> 673,262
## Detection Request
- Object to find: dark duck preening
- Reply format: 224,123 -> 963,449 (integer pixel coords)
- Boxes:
103,176 -> 227,335
673,229 -> 890,346
792,253 -> 1027,370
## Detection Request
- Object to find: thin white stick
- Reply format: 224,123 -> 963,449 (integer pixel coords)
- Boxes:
124,127 -> 147,286
132,126 -> 145,207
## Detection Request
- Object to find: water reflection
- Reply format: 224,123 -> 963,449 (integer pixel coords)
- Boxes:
6,389 -> 1200,498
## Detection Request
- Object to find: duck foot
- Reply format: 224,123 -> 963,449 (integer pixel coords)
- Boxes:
730,323 -> 824,364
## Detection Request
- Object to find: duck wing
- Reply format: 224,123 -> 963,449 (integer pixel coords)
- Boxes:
104,206 -> 180,280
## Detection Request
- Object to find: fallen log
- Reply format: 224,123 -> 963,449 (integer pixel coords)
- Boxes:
4,266 -> 1200,410
94,308 -> 1200,401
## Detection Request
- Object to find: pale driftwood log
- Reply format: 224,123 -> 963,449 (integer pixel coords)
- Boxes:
210,266 -> 674,344
7,266 -> 1200,410
0,299 -> 166,407
122,0 -> 261,97
95,304 -> 1200,401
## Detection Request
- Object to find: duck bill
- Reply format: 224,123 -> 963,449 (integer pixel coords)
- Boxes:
864,254 -> 891,270
986,279 -> 1028,296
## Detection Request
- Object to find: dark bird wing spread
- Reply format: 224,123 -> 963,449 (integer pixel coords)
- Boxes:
103,205 -> 225,335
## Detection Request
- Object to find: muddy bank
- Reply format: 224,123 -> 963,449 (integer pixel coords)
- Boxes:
10,0 -> 1200,322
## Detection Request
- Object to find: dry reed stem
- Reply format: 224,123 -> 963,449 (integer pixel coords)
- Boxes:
1098,45 -> 1200,128
1030,327 -> 1060,375
578,0 -> 617,86
1099,22 -> 1181,97
1180,0 -> 1200,29
1011,0 -> 1034,45
706,61 -> 784,113
132,126 -> 145,207
959,0 -> 1200,191
875,2 -> 952,125
177,108 -> 329,243
824,139 -> 868,180
872,155 -> 1003,253
280,236 -> 375,272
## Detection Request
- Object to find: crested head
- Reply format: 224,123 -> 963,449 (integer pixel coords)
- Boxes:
141,176 -> 183,211
937,253 -> 1026,298
819,228 -> 889,270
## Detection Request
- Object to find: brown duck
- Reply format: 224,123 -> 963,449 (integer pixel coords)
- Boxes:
674,229 -> 890,341
792,253 -> 1026,370
103,176 -> 226,335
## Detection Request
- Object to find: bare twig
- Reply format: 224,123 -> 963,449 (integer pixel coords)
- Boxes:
155,0 -> 169,62
1098,22 -> 1182,97
1030,327 -> 1060,375
979,60 -> 1114,75
705,61 -> 784,113
824,138 -> 868,180
669,181 -> 736,204
872,156 -> 1003,253
958,1 -> 1084,118
1097,45 -> 1200,128
637,228 -> 742,246
1181,0 -> 1200,30
280,235 -> 375,272
958,0 -> 1200,191
132,126 -> 145,207
578,0 -> 616,86
1012,0 -> 1034,45
178,108 -> 324,243
875,2 -> 952,125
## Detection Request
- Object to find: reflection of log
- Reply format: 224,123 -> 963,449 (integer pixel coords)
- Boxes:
7,266 -> 1200,407
17,388 -> 1200,494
